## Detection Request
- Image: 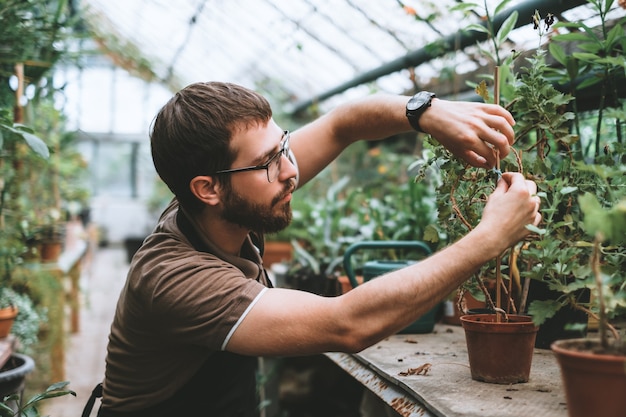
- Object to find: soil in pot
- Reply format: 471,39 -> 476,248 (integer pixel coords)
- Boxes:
551,338 -> 626,417
460,314 -> 538,384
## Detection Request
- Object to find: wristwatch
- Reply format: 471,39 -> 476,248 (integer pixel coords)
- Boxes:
406,91 -> 436,133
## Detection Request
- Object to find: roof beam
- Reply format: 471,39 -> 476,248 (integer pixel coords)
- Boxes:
290,0 -> 589,115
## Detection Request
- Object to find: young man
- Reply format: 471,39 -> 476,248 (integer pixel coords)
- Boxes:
95,82 -> 541,416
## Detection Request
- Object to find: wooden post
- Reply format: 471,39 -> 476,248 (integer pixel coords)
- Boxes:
14,63 -> 24,123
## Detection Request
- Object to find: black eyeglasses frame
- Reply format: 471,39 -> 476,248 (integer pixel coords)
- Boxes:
212,130 -> 290,183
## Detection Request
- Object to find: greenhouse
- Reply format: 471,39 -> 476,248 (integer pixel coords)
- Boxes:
0,1 -> 625,416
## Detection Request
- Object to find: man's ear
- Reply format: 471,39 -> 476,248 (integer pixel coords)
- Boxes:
189,175 -> 221,206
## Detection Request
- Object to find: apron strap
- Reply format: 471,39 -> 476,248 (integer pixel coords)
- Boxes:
81,383 -> 103,417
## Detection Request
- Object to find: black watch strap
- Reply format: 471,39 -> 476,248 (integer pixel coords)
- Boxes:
406,91 -> 436,132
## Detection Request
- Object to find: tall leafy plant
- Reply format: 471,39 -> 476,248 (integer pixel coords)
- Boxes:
421,1 -> 626,339
0,109 -> 49,289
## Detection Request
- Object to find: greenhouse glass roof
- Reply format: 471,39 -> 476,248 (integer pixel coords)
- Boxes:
80,0 -> 624,112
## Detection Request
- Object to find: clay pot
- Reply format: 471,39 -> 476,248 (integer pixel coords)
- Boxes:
551,338 -> 626,417
0,306 -> 18,339
262,241 -> 293,267
442,291 -> 486,325
40,241 -> 63,263
337,275 -> 363,294
460,314 -> 538,384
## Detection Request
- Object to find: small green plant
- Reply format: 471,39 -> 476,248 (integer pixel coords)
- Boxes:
0,381 -> 76,417
578,188 -> 626,353
286,141 -> 436,292
0,288 -> 46,355
546,0 -> 625,157
0,108 -> 50,296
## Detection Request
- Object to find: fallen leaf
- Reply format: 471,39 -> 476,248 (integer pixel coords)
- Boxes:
399,363 -> 432,376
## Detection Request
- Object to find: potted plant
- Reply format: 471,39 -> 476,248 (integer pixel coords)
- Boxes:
416,4 -> 542,384
0,303 -> 18,341
540,3 -> 626,415
550,181 -> 625,417
0,380 -> 75,417
286,176 -> 358,296
419,0 -> 625,383
515,1 -> 626,348
0,107 -> 50,334
0,286 -> 47,415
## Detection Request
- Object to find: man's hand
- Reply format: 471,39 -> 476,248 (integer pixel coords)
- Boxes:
419,99 -> 516,168
477,172 -> 542,252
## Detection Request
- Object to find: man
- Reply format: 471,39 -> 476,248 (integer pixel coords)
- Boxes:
95,82 -> 541,416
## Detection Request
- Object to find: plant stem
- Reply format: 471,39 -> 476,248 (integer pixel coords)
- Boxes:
572,302 -> 620,342
493,65 -> 503,321
591,233 -> 609,349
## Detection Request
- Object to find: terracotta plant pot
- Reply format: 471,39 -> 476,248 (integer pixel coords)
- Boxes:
551,338 -> 626,417
442,291 -> 486,325
40,241 -> 63,263
460,314 -> 538,384
262,241 -> 293,267
0,306 -> 18,339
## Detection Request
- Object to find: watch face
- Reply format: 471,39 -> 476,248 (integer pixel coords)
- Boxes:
407,92 -> 430,111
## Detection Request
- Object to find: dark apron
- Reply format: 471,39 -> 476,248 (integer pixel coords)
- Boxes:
83,208 -> 268,417
91,351 -> 258,417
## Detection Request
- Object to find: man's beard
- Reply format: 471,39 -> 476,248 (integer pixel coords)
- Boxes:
220,181 -> 294,234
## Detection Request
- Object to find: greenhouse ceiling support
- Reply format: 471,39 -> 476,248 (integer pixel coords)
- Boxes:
290,0 -> 588,115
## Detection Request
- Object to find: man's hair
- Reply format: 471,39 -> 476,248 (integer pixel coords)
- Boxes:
150,82 -> 272,213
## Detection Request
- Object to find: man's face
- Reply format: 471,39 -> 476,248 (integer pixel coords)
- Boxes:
218,121 -> 297,234
220,177 -> 295,234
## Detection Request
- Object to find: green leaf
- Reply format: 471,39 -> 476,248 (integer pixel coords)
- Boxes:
494,0 -> 514,16
21,131 -> 50,158
579,193 -> 608,239
450,3 -> 479,12
565,58 -> 579,80
559,186 -> 578,195
0,402 -> 16,417
23,407 -> 39,417
577,42 -> 603,54
465,23 -> 490,34
5,125 -> 50,158
497,11 -> 518,45
525,224 -> 546,235
46,381 -> 72,392
576,76 -> 602,90
12,124 -> 35,134
606,22 -> 624,48
552,32 -> 592,42
606,199 -> 626,244
423,224 -> 440,243
548,43 -> 567,67
572,52 -> 603,63
528,299 -> 562,326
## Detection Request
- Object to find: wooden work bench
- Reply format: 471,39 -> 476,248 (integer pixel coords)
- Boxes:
325,324 -> 568,417
41,239 -> 89,382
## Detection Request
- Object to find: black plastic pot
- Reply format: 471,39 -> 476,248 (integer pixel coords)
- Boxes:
0,353 -> 35,410
527,280 -> 590,349
123,237 -> 146,264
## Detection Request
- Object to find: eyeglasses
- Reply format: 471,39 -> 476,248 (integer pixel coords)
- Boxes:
213,131 -> 290,183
